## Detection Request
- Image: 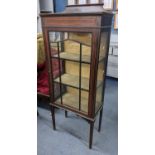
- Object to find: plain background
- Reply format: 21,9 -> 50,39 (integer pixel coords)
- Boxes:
0,0 -> 155,155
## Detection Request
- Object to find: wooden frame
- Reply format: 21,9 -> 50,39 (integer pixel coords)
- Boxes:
114,12 -> 118,29
40,4 -> 113,149
116,0 -> 118,10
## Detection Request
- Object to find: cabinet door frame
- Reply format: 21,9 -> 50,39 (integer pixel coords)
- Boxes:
42,26 -> 100,118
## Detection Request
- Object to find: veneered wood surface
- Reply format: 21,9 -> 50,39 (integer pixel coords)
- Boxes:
42,16 -> 101,28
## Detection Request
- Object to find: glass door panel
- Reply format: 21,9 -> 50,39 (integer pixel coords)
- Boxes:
49,31 -> 92,115
95,31 -> 109,113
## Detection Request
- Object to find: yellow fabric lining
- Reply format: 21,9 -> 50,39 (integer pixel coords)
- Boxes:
37,33 -> 46,65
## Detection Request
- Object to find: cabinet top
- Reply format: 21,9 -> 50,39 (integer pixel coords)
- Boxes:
40,4 -> 113,17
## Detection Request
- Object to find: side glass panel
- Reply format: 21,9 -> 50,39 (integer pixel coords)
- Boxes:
95,31 -> 109,113
49,31 -> 92,115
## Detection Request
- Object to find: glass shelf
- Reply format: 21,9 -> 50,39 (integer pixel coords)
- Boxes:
54,73 -> 89,91
55,92 -> 88,113
54,73 -> 102,91
53,52 -> 90,63
55,92 -> 101,114
51,38 -> 91,47
52,52 -> 104,63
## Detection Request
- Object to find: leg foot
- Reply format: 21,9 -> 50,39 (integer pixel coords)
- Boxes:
51,106 -> 56,130
65,110 -> 68,118
98,108 -> 103,132
89,121 -> 94,149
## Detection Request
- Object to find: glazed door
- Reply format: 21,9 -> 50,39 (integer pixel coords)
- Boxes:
48,30 -> 93,116
95,28 -> 111,114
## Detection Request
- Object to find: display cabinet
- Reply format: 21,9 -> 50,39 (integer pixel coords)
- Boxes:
40,3 -> 113,149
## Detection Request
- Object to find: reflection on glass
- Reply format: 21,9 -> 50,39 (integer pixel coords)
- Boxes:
49,32 -> 92,114
95,31 -> 108,113
103,0 -> 113,10
68,0 -> 76,5
90,0 -> 99,4
78,0 -> 86,4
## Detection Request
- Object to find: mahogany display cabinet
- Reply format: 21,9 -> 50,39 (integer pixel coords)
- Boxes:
40,4 -> 113,149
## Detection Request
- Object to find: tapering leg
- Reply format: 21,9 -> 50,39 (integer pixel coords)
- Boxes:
51,106 -> 56,130
65,110 -> 68,118
89,121 -> 94,149
98,107 -> 103,132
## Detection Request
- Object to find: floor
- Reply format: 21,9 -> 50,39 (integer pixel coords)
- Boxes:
37,78 -> 118,155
